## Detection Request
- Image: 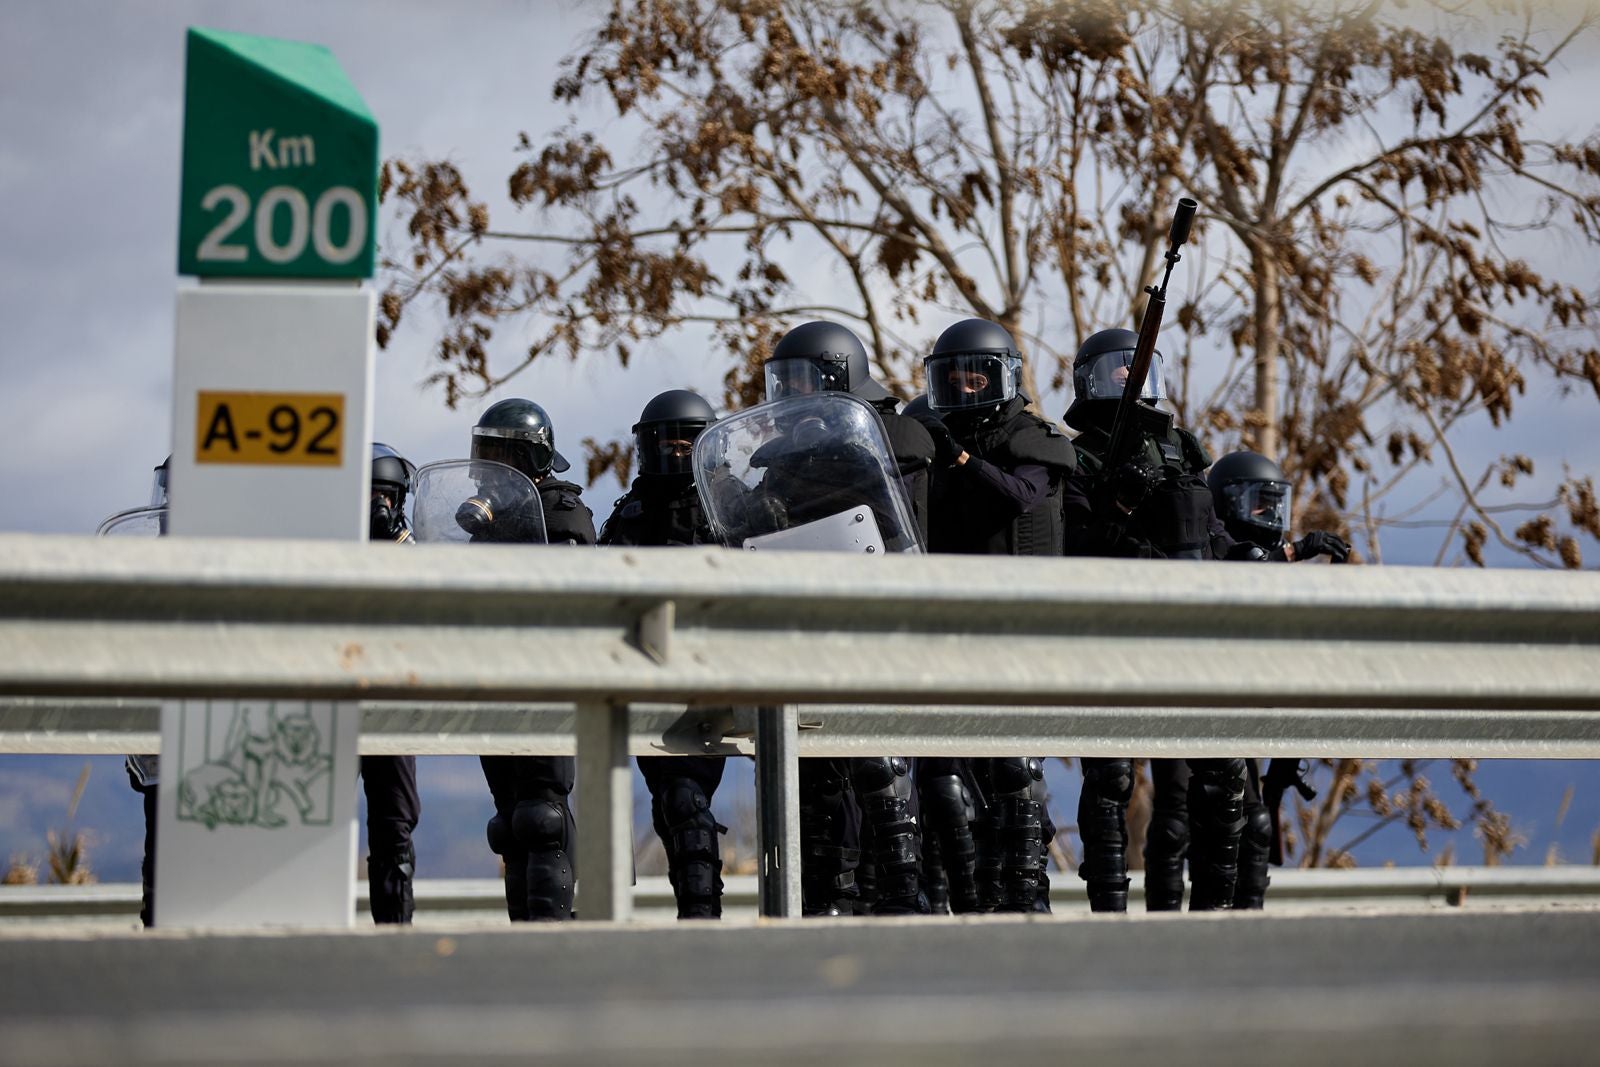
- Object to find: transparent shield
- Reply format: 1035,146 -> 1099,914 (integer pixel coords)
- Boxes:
692,392 -> 922,553
96,506 -> 168,537
412,459 -> 547,545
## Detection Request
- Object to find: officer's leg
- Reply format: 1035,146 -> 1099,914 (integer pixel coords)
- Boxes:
126,764 -> 157,928
513,756 -> 576,921
361,755 -> 420,925
990,757 -> 1047,912
479,755 -> 527,922
1144,758 -> 1190,912
971,761 -> 1003,912
1035,806 -> 1055,914
640,755 -> 727,919
1186,757 -> 1248,911
1078,757 -> 1133,913
1235,759 -> 1272,910
799,758 -> 860,915
917,757 -> 979,914
849,756 -> 929,915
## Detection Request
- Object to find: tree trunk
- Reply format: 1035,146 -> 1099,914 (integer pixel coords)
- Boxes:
1252,249 -> 1282,460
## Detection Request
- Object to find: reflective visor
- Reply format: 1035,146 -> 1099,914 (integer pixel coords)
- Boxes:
637,420 -> 708,477
471,435 -> 553,479
1079,348 -> 1164,401
1220,480 -> 1292,536
764,356 -> 849,401
926,352 -> 1016,412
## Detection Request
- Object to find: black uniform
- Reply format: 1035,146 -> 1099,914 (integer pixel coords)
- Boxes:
1064,410 -> 1254,911
759,319 -> 933,916
599,470 -> 728,919
362,443 -> 424,925
919,319 -> 1078,914
479,477 -> 594,920
1208,450 -> 1346,909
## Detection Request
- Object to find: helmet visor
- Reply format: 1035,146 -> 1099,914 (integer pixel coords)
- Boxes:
1079,348 -> 1165,401
472,434 -> 553,479
764,356 -> 849,401
1220,480 -> 1292,539
637,420 -> 708,477
926,352 -> 1017,412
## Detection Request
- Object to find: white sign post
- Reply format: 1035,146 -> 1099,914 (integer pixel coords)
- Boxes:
155,28 -> 378,928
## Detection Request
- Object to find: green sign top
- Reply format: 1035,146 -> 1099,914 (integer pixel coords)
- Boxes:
178,27 -> 378,279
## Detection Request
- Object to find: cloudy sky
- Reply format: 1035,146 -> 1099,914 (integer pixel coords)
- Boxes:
0,0 -> 740,535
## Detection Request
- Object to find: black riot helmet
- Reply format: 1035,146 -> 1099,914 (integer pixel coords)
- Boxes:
1065,328 -> 1166,430
924,318 -> 1024,417
150,456 -> 171,507
370,442 -> 417,542
764,320 -> 891,403
1208,450 -> 1292,550
470,398 -> 571,481
633,389 -> 716,477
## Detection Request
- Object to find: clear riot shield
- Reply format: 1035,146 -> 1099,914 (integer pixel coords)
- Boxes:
692,392 -> 922,554
96,505 -> 168,538
412,458 -> 547,545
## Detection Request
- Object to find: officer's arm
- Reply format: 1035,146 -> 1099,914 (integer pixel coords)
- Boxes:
1063,472 -> 1161,559
957,459 -> 1050,516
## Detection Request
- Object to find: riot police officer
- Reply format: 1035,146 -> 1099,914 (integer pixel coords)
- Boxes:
1062,328 -> 1256,912
469,399 -> 596,921
761,320 -> 933,916
915,319 -> 1077,913
598,389 -> 728,918
1209,450 -> 1346,908
363,443 -> 423,923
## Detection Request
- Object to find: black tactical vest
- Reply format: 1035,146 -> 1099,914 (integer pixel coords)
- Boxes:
938,397 -> 1075,558
598,476 -> 712,548
1075,422 -> 1215,560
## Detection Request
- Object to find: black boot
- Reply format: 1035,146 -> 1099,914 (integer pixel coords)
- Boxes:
1187,758 -> 1247,912
993,758 -> 1046,913
854,757 -> 929,915
662,779 -> 725,920
1078,759 -> 1133,913
367,844 -> 416,924
515,798 -> 575,921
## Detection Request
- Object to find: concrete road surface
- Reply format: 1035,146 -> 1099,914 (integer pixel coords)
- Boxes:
1,908 -> 1597,1066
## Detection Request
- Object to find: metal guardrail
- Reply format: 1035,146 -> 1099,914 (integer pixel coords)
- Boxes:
5,868 -> 1599,925
3,532 -> 1599,923
7,697 -> 1600,759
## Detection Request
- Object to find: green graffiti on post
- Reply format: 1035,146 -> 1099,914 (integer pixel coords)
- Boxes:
177,27 -> 378,279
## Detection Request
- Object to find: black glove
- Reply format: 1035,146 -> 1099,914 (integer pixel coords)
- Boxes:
1109,460 -> 1161,513
910,411 -> 962,467
1292,531 -> 1350,563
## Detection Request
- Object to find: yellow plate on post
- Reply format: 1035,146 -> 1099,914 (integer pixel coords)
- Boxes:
195,390 -> 345,466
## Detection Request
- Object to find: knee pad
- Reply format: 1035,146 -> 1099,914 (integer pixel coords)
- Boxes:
1145,809 -> 1190,863
1083,759 -> 1134,807
1189,758 -> 1248,837
486,813 -> 515,857
1241,799 -> 1272,850
922,774 -> 976,826
513,800 -> 570,852
664,784 -> 721,863
851,756 -> 910,797
991,757 -> 1044,798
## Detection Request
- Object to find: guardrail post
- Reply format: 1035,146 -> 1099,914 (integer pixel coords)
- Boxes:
576,700 -> 632,921
756,703 -> 802,917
